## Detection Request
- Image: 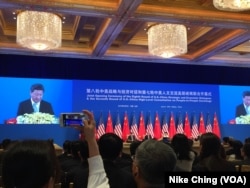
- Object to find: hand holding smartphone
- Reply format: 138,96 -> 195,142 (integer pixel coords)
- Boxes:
59,112 -> 89,127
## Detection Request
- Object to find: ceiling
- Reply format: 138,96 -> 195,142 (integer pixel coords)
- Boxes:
2,0 -> 250,67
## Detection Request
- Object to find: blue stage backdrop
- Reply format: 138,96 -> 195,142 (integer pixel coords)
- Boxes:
0,77 -> 249,146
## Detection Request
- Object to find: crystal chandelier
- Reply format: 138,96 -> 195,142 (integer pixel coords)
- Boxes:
148,24 -> 187,58
17,10 -> 62,51
213,0 -> 250,12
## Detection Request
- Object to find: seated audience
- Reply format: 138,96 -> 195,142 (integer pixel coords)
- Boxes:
2,139 -> 61,188
57,140 -> 72,163
73,132 -> 136,188
226,138 -> 243,161
231,143 -> 250,171
192,133 -> 235,171
59,140 -> 82,173
171,134 -> 196,171
133,139 -> 177,188
2,109 -> 109,188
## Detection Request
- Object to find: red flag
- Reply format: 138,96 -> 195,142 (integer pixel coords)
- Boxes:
154,112 -> 162,140
169,112 -> 176,139
138,112 -> 146,141
206,113 -> 213,133
213,112 -> 221,138
184,112 -> 192,139
191,113 -> 199,139
114,112 -> 122,139
146,113 -> 154,138
131,113 -> 139,140
199,112 -> 206,135
176,113 -> 184,134
105,111 -> 113,133
97,113 -> 105,139
162,113 -> 169,137
122,112 -> 130,141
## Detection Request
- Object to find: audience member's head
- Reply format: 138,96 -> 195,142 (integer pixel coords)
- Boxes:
62,140 -> 72,154
129,141 -> 142,158
171,133 -> 191,160
199,132 -> 222,159
79,140 -> 89,161
132,139 -> 177,187
70,140 -> 81,160
244,137 -> 250,144
2,139 -> 61,188
241,143 -> 250,159
98,133 -> 123,161
1,138 -> 12,150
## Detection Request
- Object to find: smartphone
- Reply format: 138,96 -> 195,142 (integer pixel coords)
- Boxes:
59,112 -> 88,127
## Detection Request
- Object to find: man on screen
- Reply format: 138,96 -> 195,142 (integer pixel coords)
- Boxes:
17,83 -> 54,116
235,91 -> 250,118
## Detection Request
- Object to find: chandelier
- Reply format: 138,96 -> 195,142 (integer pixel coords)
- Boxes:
147,24 -> 187,58
16,10 -> 62,51
213,0 -> 250,12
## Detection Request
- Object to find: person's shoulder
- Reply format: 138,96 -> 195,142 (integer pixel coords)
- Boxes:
19,99 -> 30,104
236,103 -> 244,108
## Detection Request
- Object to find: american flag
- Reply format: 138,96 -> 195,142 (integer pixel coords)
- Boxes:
131,113 -> 139,140
114,112 -> 122,139
162,113 -> 169,136
206,113 -> 213,133
191,114 -> 199,139
176,113 -> 184,134
146,113 -> 154,138
97,113 -> 105,139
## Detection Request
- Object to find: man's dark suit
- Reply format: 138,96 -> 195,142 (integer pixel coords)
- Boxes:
235,104 -> 247,117
17,99 -> 54,116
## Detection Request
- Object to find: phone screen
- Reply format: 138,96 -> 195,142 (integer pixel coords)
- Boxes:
60,113 -> 86,127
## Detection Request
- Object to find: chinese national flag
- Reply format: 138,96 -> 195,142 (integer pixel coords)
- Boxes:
105,111 -> 113,133
184,112 -> 192,139
199,112 -> 206,135
122,112 -> 130,141
212,112 -> 221,138
153,112 -> 162,140
169,112 -> 176,139
138,112 -> 146,141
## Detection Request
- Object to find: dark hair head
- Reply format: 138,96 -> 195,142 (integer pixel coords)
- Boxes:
1,138 -> 12,150
171,133 -> 191,160
62,140 -> 72,154
199,133 -> 222,159
242,143 -> 250,158
30,84 -> 44,92
244,137 -> 250,144
79,140 -> 89,160
243,91 -> 250,97
129,141 -> 142,156
2,139 -> 60,188
98,133 -> 123,161
135,139 -> 177,185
